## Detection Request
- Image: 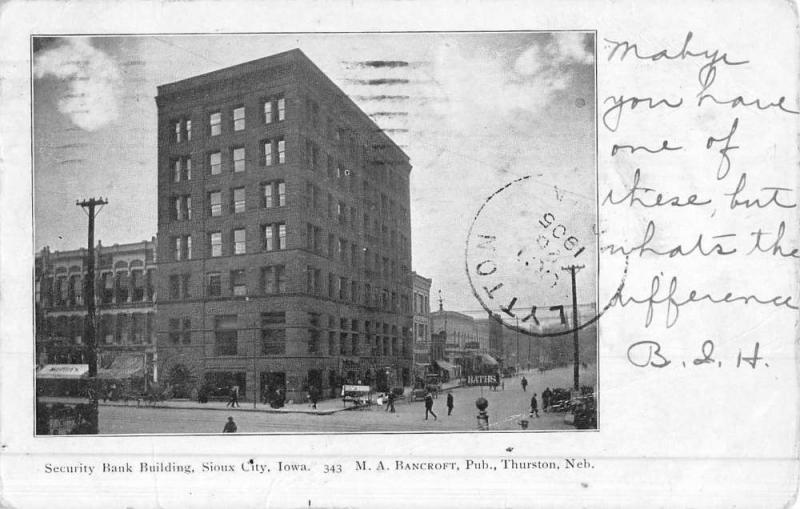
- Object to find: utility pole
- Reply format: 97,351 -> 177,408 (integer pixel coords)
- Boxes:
77,197 -> 107,434
562,264 -> 584,393
527,323 -> 532,370
515,317 -> 520,373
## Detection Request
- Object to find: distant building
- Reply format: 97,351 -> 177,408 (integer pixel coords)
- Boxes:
537,304 -> 598,370
154,49 -> 413,402
35,239 -> 158,383
411,272 -> 432,377
474,319 -> 490,353
475,313 -> 504,367
430,308 -> 478,376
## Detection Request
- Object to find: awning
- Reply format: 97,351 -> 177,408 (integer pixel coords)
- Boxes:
97,354 -> 144,380
480,354 -> 499,366
434,359 -> 460,375
37,364 -> 88,379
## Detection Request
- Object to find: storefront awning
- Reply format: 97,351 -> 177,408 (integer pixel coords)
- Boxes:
434,359 -> 460,375
37,364 -> 88,379
480,354 -> 499,366
97,354 -> 144,380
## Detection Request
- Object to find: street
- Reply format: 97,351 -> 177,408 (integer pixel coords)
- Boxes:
99,366 -> 596,434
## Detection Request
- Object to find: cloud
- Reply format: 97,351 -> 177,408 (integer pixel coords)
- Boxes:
515,33 -> 594,78
34,38 -> 121,131
430,33 -> 593,131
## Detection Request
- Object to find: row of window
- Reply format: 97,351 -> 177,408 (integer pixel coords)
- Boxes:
167,265 -> 412,313
170,139 -> 286,183
168,211 -> 407,276
170,223 -> 286,261
301,137 -> 409,206
170,96 -> 286,143
41,271 -> 155,308
169,227 -> 408,274
414,292 -> 431,315
302,184 -> 410,261
168,265 -> 286,300
170,181 -> 285,221
304,226 -> 407,280
40,312 -> 155,346
299,162 -> 408,224
197,311 -> 411,357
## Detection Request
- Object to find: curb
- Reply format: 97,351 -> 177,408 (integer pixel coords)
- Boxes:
100,401 -> 351,416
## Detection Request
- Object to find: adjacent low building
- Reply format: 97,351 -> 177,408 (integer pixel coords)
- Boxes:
35,239 -> 158,386
411,272 -> 432,379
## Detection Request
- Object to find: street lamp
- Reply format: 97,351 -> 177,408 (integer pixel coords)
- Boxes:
475,397 -> 489,431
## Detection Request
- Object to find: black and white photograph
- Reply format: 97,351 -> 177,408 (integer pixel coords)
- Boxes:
33,32 -> 600,435
4,1 -> 799,507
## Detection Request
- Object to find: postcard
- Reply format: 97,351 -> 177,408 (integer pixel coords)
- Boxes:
0,0 -> 797,507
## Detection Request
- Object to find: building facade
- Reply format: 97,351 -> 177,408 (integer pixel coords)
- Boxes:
474,319 -> 490,353
411,272 -> 432,378
498,304 -> 598,371
155,49 -> 413,402
430,309 -> 479,374
35,239 -> 158,379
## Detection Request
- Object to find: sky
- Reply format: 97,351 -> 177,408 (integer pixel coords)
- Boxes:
33,32 -> 596,313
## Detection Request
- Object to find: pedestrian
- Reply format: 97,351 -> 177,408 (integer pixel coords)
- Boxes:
424,390 -> 437,420
227,385 -> 240,408
530,393 -> 540,418
446,391 -> 454,416
386,391 -> 396,413
233,384 -> 241,407
521,376 -> 528,392
222,416 -> 237,433
309,387 -> 318,410
542,387 -> 552,413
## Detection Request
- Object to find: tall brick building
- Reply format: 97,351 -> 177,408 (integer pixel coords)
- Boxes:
155,49 -> 413,402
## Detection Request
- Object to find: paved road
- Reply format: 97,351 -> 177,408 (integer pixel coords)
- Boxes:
99,366 -> 596,434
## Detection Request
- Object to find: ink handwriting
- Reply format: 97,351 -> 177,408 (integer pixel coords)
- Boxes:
610,275 -> 798,328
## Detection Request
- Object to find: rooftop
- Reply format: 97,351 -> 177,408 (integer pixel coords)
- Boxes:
156,48 -> 408,163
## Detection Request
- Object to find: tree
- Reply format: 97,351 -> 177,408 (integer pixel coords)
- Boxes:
165,363 -> 196,398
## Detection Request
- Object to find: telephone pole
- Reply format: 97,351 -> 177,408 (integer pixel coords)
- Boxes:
515,317 -> 520,372
77,197 -> 107,434
562,264 -> 584,393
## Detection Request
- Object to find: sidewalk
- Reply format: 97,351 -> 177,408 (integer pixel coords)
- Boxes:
40,380 -> 473,416
38,396 -> 353,416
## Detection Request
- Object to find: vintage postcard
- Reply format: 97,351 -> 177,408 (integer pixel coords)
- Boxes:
1,0 -> 798,507
32,31 -> 599,435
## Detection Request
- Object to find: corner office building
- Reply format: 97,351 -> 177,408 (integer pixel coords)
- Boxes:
155,49 -> 413,402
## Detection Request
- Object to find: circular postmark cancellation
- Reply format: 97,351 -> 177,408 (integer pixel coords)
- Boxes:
465,175 -> 628,338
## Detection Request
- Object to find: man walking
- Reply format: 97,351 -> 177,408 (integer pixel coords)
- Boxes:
530,393 -> 540,418
386,391 -> 396,413
309,386 -> 319,410
424,390 -> 437,421
521,376 -> 528,392
222,416 -> 237,433
446,391 -> 454,416
542,387 -> 552,413
227,384 -> 240,408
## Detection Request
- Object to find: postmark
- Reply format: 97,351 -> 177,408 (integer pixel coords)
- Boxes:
465,175 -> 628,338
